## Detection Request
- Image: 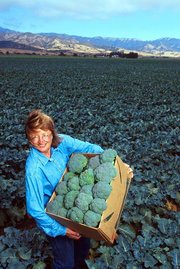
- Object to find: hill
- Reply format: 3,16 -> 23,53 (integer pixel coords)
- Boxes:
0,26 -> 180,57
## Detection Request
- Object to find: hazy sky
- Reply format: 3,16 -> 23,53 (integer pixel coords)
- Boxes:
0,0 -> 179,40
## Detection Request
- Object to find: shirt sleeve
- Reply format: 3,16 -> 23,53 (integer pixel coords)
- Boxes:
60,134 -> 104,155
26,167 -> 66,237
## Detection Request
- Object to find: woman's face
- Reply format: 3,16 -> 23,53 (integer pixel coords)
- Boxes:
28,128 -> 53,157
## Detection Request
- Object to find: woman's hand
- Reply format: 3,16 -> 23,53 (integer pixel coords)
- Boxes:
66,227 -> 81,240
124,163 -> 134,179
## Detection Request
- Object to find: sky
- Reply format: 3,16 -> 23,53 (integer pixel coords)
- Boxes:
0,0 -> 180,40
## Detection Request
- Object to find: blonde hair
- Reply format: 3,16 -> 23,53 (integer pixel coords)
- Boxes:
25,109 -> 61,147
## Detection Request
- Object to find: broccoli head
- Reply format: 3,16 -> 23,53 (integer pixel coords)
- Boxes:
68,154 -> 88,173
84,210 -> 101,227
46,200 -> 59,215
94,162 -> 117,183
55,181 -> 68,196
88,155 -> 101,169
67,207 -> 84,223
63,171 -> 75,182
53,194 -> 64,208
64,190 -> 79,209
67,176 -> 80,191
56,207 -> 68,218
93,181 -> 112,200
90,198 -> 107,215
100,149 -> 117,163
79,168 -> 94,186
80,184 -> 93,195
75,192 -> 93,212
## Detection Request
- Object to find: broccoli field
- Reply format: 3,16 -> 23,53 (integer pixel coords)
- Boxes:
0,55 -> 179,268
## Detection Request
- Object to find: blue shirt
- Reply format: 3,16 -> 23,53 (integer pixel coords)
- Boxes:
25,134 -> 103,237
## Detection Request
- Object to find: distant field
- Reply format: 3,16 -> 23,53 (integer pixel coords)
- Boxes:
0,56 -> 179,268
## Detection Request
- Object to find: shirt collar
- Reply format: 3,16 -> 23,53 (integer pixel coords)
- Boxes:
31,147 -> 51,166
30,145 -> 61,166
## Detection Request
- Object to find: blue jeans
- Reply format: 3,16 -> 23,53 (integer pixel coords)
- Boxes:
47,235 -> 90,269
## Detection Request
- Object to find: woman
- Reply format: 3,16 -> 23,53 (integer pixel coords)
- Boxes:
25,109 -> 133,269
25,109 -> 104,269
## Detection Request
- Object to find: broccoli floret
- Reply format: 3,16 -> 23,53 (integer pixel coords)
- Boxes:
75,192 -> 93,212
79,168 -> 94,186
67,176 -> 80,191
55,181 -> 68,195
93,181 -> 112,200
90,198 -> 107,215
67,207 -> 84,223
68,154 -> 88,173
56,207 -> 68,218
80,184 -> 93,195
88,155 -> 101,169
64,190 -> 79,209
53,194 -> 64,208
63,172 -> 75,182
100,149 -> 117,163
94,162 -> 117,183
84,210 -> 101,227
46,200 -> 59,214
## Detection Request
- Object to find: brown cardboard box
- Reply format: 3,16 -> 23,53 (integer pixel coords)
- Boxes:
46,154 -> 132,244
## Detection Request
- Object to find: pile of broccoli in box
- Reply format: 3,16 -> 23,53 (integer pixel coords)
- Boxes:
46,149 -> 131,244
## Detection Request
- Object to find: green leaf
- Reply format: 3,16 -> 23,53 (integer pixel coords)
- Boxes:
17,247 -> 32,260
144,253 -> 157,268
168,249 -> 180,267
119,223 -> 136,239
32,261 -> 46,269
153,252 -> 167,264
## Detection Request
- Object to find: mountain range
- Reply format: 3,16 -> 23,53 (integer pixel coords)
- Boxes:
0,26 -> 180,57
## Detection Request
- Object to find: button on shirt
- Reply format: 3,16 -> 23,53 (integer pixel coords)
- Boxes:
25,134 -> 103,237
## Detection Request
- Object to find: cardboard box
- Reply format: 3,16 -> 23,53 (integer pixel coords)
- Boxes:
46,154 -> 132,244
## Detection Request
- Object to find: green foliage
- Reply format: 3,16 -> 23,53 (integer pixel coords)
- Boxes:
0,227 -> 51,269
68,154 -> 88,173
1,57 -> 179,268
